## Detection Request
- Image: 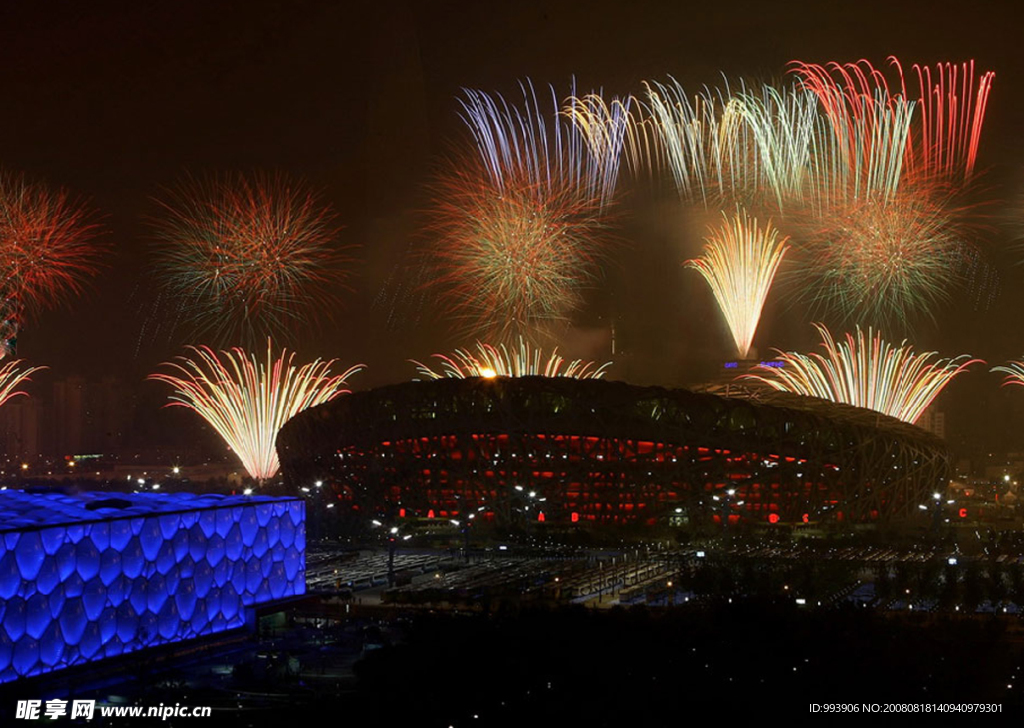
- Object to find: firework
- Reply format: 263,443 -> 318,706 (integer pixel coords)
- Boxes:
149,342 -> 363,482
789,60 -> 914,205
993,362 -> 1024,386
746,323 -> 979,424
458,80 -> 628,207
793,190 -> 967,326
784,59 -> 991,324
563,92 -> 633,208
790,57 -> 994,189
909,60 -> 994,183
686,210 -> 789,359
412,337 -> 610,379
991,361 -> 1024,389
151,173 -> 348,345
0,172 -> 103,356
620,59 -> 991,210
0,360 -> 45,408
638,78 -> 821,210
428,160 -> 608,341
731,84 -> 820,209
641,78 -> 751,205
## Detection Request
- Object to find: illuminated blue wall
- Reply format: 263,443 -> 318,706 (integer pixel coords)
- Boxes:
0,491 -> 305,683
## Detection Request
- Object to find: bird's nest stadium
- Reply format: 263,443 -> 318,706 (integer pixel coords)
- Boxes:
276,377 -> 949,533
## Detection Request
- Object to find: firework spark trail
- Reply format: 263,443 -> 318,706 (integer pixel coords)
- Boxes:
793,190 -> 967,326
746,323 -> 980,424
789,60 -> 914,205
639,78 -> 820,210
0,172 -> 103,356
458,79 -> 628,207
149,342 -> 363,482
785,59 -> 991,325
732,85 -> 819,209
621,59 -> 991,209
907,59 -> 994,183
562,92 -> 633,208
428,160 -> 608,342
151,172 -> 348,346
992,361 -> 1024,389
790,57 -> 994,189
619,97 -> 666,184
642,78 -> 744,205
412,336 -> 610,379
687,210 -> 789,359
0,360 -> 45,408
812,89 -> 913,208
434,81 -> 623,342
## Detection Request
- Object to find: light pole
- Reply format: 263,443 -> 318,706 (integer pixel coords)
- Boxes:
370,517 -> 412,587
714,489 -> 743,548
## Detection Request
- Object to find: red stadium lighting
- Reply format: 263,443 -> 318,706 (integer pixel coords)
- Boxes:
537,511 -> 545,522
278,378 -> 952,532
768,513 -> 780,524
427,509 -> 435,519
959,508 -> 967,518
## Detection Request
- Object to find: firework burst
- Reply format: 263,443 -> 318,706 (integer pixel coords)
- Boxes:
149,342 -> 363,482
432,81 -> 626,340
0,172 -> 103,356
412,337 -> 610,379
687,210 -> 789,359
151,172 -> 349,346
428,160 -> 609,341
746,323 -> 979,424
793,190 -> 968,326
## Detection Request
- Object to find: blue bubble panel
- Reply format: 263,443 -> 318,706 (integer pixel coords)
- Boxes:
0,491 -> 305,683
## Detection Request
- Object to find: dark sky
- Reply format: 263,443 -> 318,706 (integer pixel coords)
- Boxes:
3,0 -> 1024,456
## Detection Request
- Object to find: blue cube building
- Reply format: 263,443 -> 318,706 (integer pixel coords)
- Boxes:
0,490 -> 305,683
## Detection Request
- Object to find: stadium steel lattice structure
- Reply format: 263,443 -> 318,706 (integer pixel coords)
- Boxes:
276,377 -> 950,532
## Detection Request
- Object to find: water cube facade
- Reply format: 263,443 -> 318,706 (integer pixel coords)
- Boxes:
0,491 -> 305,683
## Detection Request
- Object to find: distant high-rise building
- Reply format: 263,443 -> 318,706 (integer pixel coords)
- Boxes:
89,376 -> 132,453
51,376 -> 135,456
52,376 -> 85,456
0,396 -> 42,458
917,406 -> 946,440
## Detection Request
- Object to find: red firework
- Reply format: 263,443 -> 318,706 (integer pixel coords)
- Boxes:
790,57 -> 995,187
427,158 -> 609,341
0,172 -> 103,353
151,172 -> 349,345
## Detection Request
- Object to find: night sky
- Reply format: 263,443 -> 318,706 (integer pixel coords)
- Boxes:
3,0 -> 1024,458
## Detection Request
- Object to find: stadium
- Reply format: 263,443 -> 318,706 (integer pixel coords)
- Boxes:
276,376 -> 950,533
